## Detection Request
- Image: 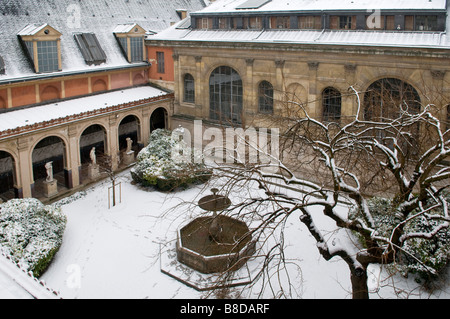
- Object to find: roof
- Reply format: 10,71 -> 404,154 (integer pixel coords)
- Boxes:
195,0 -> 447,14
150,22 -> 450,50
148,0 -> 450,50
0,249 -> 60,299
17,23 -> 50,36
0,86 -> 169,136
0,0 -> 207,80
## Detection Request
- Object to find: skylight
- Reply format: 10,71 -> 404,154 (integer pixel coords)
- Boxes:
74,33 -> 107,66
236,0 -> 272,10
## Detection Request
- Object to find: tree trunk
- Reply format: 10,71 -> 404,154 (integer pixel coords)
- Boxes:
350,267 -> 369,299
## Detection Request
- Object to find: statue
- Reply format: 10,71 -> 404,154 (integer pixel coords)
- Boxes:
45,161 -> 54,182
90,147 -> 97,165
126,138 -> 133,153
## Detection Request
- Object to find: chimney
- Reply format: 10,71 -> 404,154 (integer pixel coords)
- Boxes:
176,9 -> 188,20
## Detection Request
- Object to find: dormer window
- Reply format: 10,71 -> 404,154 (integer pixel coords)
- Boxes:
0,55 -> 5,75
18,24 -> 62,73
113,24 -> 146,63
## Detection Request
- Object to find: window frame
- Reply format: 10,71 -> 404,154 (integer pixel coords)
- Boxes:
156,51 -> 165,74
258,80 -> 274,114
322,87 -> 342,122
183,73 -> 195,104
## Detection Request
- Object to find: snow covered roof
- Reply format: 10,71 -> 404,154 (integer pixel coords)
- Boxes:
0,0 -> 207,80
0,249 -> 60,299
0,86 -> 170,138
149,17 -> 450,50
195,0 -> 447,14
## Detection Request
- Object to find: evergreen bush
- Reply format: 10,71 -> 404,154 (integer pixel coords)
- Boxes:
131,128 -> 212,191
0,198 -> 67,277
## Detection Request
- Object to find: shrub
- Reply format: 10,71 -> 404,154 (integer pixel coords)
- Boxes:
350,196 -> 450,284
0,198 -> 67,277
131,128 -> 212,191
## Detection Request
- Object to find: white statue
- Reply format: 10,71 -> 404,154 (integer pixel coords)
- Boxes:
126,138 -> 133,153
90,147 -> 97,165
45,161 -> 54,182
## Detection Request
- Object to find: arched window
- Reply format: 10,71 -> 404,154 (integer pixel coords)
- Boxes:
364,78 -> 421,121
322,87 -> 341,122
446,104 -> 450,131
364,78 -> 421,152
209,66 -> 243,124
183,73 -> 195,103
258,81 -> 274,114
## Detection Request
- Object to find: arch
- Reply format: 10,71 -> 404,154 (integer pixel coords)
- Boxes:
92,79 -> 107,93
31,135 -> 69,196
322,87 -> 342,122
183,73 -> 195,103
41,85 -> 60,102
118,114 -> 141,152
0,96 -> 6,108
80,124 -> 107,165
209,66 -> 243,124
133,73 -> 146,85
364,78 -> 421,121
0,150 -> 18,200
258,80 -> 274,114
285,82 -> 308,116
150,107 -> 168,132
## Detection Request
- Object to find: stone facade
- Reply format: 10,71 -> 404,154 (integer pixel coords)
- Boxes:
0,93 -> 173,200
167,41 -> 450,129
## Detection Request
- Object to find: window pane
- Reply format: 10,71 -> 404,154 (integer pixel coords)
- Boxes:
37,41 -> 59,73
130,37 -> 143,62
258,81 -> 273,113
209,66 -> 242,124
184,74 -> 195,103
157,52 -> 165,73
118,37 -> 128,57
322,87 -> 341,122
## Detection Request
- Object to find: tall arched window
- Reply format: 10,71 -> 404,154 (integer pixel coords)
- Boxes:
183,73 -> 195,103
364,78 -> 421,121
209,66 -> 243,124
322,87 -> 341,122
364,78 -> 421,152
258,81 -> 274,114
446,104 -> 450,131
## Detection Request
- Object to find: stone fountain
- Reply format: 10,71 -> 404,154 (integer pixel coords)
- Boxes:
176,188 -> 255,274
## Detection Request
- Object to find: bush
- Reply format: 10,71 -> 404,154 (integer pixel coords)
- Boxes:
0,198 -> 67,277
131,128 -> 212,191
350,196 -> 450,284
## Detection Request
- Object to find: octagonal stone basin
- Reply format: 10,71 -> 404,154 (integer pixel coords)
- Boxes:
176,215 -> 255,274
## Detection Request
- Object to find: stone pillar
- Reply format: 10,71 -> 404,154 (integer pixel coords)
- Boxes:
245,58 -> 256,117
108,115 -> 120,171
16,138 -> 33,198
274,59 -> 285,115
307,62 -> 320,118
67,125 -> 80,188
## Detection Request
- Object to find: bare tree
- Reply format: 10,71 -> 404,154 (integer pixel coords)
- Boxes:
203,87 -> 449,299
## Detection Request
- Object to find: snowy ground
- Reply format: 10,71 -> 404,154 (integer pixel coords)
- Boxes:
39,169 -> 449,299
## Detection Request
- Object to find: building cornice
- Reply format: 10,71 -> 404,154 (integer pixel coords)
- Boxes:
146,38 -> 450,59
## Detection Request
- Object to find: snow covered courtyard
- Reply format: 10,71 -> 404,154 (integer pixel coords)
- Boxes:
37,169 -> 449,299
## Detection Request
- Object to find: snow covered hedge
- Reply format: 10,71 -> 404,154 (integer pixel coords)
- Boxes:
0,198 -> 67,277
351,196 -> 450,283
131,128 -> 212,191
